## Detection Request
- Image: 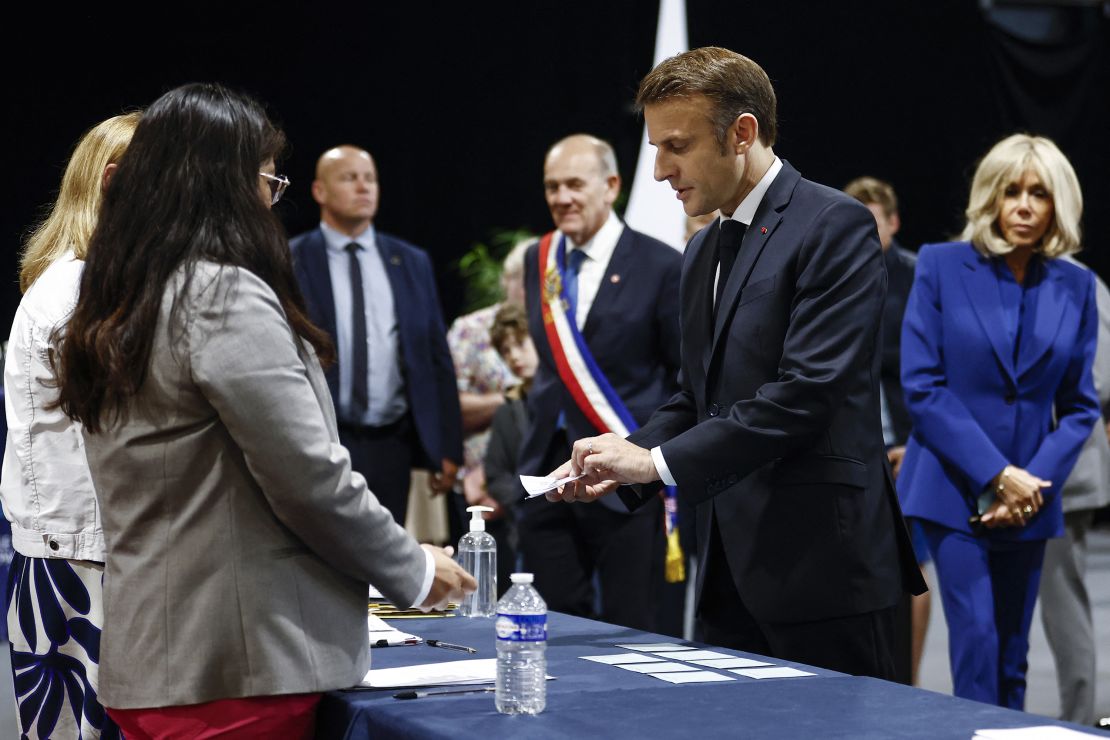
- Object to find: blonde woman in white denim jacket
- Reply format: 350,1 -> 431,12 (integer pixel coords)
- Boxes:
0,112 -> 138,739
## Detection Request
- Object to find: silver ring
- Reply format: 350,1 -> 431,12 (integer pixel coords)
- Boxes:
587,441 -> 594,454
1022,505 -> 1033,515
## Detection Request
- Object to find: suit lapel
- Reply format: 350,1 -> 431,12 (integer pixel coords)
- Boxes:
707,163 -> 800,365
581,226 -> 633,340
375,233 -> 409,356
959,254 -> 1016,381
1016,261 -> 1069,379
303,230 -> 339,340
684,224 -> 717,377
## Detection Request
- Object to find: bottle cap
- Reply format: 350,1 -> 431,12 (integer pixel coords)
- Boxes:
509,572 -> 534,584
466,505 -> 494,532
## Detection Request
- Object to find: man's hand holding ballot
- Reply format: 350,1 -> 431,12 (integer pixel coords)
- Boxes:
545,433 -> 658,503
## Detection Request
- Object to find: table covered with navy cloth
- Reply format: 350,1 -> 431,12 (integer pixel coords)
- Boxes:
316,611 -> 1094,739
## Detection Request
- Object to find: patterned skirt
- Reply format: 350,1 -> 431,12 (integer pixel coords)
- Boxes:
6,555 -> 120,739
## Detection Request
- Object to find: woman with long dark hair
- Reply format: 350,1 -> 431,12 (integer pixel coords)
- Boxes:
54,83 -> 473,737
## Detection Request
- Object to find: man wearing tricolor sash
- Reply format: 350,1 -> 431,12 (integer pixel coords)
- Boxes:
518,134 -> 682,632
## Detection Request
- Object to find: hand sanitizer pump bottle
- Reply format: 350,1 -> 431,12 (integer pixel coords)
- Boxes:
457,505 -> 497,617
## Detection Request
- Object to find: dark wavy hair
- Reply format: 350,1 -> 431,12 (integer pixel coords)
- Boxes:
55,83 -> 333,432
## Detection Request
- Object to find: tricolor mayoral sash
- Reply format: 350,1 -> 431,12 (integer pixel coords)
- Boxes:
538,230 -> 685,582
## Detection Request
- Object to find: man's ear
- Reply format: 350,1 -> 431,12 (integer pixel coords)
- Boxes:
890,212 -> 902,237
604,174 -> 622,206
101,163 -> 118,192
311,179 -> 326,206
733,113 -> 760,154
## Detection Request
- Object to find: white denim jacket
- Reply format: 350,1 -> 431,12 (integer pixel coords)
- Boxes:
0,253 -> 104,560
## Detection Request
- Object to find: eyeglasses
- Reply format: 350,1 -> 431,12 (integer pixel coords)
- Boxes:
259,171 -> 291,205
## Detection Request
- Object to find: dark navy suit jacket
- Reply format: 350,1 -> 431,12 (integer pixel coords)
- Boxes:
520,224 -> 682,513
897,242 -> 1098,541
290,227 -> 463,469
622,161 -> 925,623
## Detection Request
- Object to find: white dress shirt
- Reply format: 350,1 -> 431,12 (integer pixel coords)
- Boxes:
651,157 -> 783,487
566,211 -> 624,328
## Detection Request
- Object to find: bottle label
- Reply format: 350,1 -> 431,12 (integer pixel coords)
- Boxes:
495,613 -> 547,642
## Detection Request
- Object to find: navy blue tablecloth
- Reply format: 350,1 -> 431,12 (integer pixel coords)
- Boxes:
316,612 -> 1093,739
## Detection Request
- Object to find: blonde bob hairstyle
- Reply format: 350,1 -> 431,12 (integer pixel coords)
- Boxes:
960,133 -> 1082,259
20,111 -> 141,292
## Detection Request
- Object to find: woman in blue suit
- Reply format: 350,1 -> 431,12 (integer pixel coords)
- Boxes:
898,134 -> 1098,709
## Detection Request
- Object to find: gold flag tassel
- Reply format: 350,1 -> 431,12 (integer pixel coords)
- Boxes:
665,527 -> 686,583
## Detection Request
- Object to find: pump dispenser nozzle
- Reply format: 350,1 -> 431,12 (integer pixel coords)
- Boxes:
466,505 -> 495,532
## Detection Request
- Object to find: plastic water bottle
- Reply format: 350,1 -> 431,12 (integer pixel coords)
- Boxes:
495,573 -> 547,715
458,505 -> 497,617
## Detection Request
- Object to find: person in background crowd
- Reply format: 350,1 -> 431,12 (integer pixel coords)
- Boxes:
1,111 -> 139,740
53,83 -> 474,738
1040,262 -> 1110,726
290,145 -> 463,527
448,239 -> 531,516
845,175 -> 931,686
519,133 -> 681,630
898,134 -> 1097,709
482,302 -> 540,592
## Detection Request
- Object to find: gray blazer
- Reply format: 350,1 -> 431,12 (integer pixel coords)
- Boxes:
1060,261 -> 1110,512
82,263 -> 427,709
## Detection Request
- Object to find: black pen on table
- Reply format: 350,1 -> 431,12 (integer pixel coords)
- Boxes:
426,639 -> 477,654
394,686 -> 494,700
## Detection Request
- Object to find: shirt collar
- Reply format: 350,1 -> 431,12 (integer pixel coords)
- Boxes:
721,156 -> 782,228
567,210 -> 624,264
321,221 -> 376,253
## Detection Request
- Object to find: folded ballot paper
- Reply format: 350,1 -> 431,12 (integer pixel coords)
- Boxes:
519,473 -> 586,498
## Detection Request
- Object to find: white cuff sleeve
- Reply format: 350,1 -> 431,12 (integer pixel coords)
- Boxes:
409,547 -> 437,608
651,446 -> 677,487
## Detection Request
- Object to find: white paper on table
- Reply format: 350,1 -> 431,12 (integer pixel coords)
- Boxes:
616,661 -> 698,674
368,584 -> 384,600
616,643 -> 695,652
360,658 -> 496,688
367,613 -> 420,647
650,670 -> 736,684
974,728 -> 1104,739
581,653 -> 666,665
519,473 -> 586,498
654,649 -> 731,661
731,666 -> 816,679
689,657 -> 772,669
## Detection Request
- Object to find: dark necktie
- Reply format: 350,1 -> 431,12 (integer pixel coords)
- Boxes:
715,219 -> 747,309
565,248 -> 589,325
346,243 -> 369,419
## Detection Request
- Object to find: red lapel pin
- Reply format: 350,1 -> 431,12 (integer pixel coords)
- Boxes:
760,226 -> 768,235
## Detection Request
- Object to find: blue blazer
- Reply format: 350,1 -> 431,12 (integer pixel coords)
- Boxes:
897,241 -> 1098,541
289,228 -> 463,469
520,225 -> 682,513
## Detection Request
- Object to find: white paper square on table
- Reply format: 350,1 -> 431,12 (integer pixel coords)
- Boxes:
616,643 -> 694,652
580,653 -> 665,665
617,661 -> 698,674
649,670 -> 736,684
689,657 -> 773,669
655,649 -> 731,661
731,666 -> 816,679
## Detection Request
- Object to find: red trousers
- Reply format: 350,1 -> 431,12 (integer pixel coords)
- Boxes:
107,693 -> 321,739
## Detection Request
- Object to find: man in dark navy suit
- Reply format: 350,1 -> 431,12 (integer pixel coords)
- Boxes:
551,49 -> 924,678
519,134 -> 681,630
290,146 -> 462,525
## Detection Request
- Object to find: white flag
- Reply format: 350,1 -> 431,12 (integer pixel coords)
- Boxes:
624,0 -> 689,251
